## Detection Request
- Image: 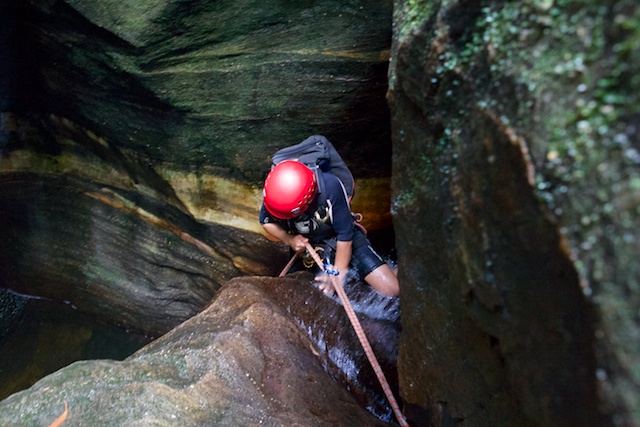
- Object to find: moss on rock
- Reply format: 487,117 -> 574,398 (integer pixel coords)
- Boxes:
390,0 -> 639,425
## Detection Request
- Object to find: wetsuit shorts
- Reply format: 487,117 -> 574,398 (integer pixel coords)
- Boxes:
349,228 -> 386,278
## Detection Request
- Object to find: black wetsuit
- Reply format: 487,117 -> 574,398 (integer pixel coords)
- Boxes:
260,171 -> 385,278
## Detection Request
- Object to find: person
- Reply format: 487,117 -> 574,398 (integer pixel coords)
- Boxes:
259,158 -> 399,297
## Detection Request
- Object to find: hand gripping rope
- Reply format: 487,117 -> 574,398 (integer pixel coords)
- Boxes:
302,242 -> 410,427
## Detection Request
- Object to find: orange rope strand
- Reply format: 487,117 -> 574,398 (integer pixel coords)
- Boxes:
303,243 -> 410,427
279,252 -> 299,277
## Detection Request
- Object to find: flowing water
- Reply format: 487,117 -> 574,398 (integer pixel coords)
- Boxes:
290,264 -> 402,423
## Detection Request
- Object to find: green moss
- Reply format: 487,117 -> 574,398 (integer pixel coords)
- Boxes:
392,150 -> 434,213
392,0 -> 639,420
439,0 -> 640,420
394,0 -> 434,40
441,1 -> 638,252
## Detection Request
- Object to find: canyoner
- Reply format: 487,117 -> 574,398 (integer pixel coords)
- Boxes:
260,134 -> 399,297
260,135 -> 407,424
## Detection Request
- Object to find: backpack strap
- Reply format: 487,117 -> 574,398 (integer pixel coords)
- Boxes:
314,166 -> 326,196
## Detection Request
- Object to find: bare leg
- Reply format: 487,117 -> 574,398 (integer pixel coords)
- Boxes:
364,263 -> 400,297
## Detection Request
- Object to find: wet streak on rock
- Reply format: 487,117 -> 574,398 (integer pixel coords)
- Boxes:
250,271 -> 401,422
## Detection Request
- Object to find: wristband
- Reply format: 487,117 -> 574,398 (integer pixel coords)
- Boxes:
324,264 -> 339,276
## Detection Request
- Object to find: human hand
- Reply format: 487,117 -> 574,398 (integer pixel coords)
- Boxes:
314,264 -> 340,295
287,234 -> 309,253
314,271 -> 335,295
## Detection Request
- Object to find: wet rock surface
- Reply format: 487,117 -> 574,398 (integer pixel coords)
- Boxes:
0,276 -> 395,427
252,271 -> 402,422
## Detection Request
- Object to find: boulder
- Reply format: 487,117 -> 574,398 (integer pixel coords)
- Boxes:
0,276 -> 397,426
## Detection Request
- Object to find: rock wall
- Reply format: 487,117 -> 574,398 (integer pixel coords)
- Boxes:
390,1 -> 639,426
4,0 -> 638,425
0,1 -> 411,423
0,0 -> 395,331
1,0 -> 395,234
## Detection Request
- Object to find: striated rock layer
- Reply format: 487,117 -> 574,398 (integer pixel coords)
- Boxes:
2,0 -> 394,232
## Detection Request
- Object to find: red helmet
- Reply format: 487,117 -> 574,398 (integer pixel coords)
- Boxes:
263,160 -> 317,219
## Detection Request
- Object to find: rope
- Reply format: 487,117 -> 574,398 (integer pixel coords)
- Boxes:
279,252 -> 299,277
303,242 -> 410,427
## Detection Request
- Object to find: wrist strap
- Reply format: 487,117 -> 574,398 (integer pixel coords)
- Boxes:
324,264 -> 339,276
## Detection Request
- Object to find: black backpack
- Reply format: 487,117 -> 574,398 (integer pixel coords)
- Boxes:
271,135 -> 355,202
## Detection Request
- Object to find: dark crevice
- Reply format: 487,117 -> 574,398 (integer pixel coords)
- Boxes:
442,0 -> 485,48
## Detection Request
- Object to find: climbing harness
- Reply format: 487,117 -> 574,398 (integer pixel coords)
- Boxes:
302,242 -> 410,427
277,245 -> 325,277
301,246 -> 324,269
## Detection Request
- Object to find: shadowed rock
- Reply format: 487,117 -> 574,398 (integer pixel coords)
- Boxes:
389,1 -> 639,426
2,0 -> 395,234
0,167 -> 286,336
